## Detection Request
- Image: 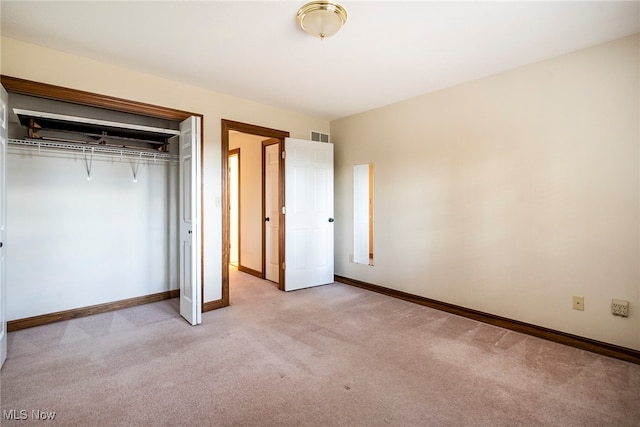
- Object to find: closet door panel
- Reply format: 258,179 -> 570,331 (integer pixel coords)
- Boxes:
179,116 -> 201,325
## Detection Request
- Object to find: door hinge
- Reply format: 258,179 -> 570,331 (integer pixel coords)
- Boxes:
282,151 -> 286,159
282,206 -> 286,215
282,262 -> 286,270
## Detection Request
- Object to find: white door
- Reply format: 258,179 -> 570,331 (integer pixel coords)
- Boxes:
284,138 -> 334,291
264,142 -> 280,282
179,116 -> 202,325
0,86 -> 7,368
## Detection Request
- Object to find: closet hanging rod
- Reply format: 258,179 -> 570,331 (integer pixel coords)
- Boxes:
8,138 -> 176,160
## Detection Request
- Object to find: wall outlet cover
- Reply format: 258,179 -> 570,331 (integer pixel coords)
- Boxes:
572,296 -> 584,311
611,299 -> 629,317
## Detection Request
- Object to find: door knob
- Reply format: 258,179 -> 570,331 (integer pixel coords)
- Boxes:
328,218 -> 334,222
188,230 -> 192,234
265,217 -> 270,222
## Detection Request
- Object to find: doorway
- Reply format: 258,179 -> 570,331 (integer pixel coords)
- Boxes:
229,148 -> 239,268
221,120 -> 289,306
228,132 -> 267,278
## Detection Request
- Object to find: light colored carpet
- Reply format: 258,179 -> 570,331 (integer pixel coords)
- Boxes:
1,268 -> 639,426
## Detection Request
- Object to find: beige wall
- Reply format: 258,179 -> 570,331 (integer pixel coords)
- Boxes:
229,133 -> 265,273
1,36 -> 330,304
4,33 -> 639,350
331,34 -> 640,350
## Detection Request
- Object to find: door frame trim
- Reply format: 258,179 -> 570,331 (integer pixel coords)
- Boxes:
0,76 -> 195,120
0,75 -> 208,311
221,120 -> 289,304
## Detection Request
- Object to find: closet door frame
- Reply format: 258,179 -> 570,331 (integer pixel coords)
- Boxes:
0,75 -> 208,312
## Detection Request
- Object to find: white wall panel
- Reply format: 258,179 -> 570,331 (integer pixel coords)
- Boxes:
6,150 -> 178,320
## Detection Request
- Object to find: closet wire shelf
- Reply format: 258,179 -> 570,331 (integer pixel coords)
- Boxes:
8,138 -> 177,161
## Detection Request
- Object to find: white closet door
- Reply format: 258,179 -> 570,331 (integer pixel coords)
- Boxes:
179,116 -> 202,325
0,85 -> 7,368
284,138 -> 334,291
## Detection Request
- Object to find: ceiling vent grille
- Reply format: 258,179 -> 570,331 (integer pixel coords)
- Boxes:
311,131 -> 330,143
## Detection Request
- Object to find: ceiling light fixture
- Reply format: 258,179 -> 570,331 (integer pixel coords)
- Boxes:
297,1 -> 348,40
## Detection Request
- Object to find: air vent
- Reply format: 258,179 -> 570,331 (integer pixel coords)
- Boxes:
311,131 -> 330,143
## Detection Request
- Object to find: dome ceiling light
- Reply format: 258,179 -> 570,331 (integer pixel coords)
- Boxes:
297,1 -> 348,40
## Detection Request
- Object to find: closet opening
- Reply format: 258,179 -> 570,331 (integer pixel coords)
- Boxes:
2,76 -> 204,330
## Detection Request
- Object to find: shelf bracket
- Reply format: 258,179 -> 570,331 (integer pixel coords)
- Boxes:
131,152 -> 142,183
83,146 -> 94,181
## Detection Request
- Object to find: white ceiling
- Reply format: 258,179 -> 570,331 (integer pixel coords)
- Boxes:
1,1 -> 639,121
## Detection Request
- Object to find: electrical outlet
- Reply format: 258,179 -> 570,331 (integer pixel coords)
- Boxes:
572,296 -> 584,311
611,299 -> 629,317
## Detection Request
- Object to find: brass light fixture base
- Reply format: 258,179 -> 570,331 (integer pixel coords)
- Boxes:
297,1 -> 348,40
